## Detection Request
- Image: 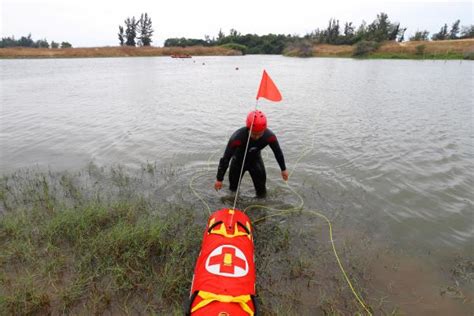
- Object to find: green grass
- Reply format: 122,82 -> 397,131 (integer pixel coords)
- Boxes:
0,200 -> 201,314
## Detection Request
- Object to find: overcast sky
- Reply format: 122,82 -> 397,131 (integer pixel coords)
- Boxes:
1,0 -> 472,47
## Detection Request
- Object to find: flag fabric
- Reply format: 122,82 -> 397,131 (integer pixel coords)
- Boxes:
256,70 -> 282,102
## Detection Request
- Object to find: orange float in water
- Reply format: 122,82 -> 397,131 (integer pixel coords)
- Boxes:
187,208 -> 257,316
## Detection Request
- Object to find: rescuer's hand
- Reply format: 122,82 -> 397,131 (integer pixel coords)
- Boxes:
214,180 -> 223,191
281,170 -> 289,181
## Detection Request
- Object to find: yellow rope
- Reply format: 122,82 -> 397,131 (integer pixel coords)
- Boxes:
188,149 -> 221,216
189,171 -> 212,215
247,182 -> 372,316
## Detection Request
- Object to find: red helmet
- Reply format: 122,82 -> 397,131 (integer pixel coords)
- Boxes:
246,110 -> 267,132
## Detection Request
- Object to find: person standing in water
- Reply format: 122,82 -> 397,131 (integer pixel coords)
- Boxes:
214,110 -> 288,198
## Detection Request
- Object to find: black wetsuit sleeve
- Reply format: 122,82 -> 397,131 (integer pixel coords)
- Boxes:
269,136 -> 286,171
216,131 -> 242,181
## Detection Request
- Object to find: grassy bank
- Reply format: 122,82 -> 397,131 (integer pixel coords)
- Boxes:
285,39 -> 474,59
0,165 -> 380,315
0,46 -> 241,59
2,39 -> 473,60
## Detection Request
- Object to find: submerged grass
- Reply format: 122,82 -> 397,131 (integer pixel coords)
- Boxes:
0,165 -> 401,314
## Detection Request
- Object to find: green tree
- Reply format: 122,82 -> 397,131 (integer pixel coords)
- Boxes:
229,29 -> 240,37
306,28 -> 323,42
138,13 -> 153,46
367,13 -> 390,41
217,29 -> 225,42
61,41 -> 72,48
18,34 -> 35,47
35,39 -> 49,48
342,22 -> 356,44
325,18 -> 340,44
344,22 -> 355,37
354,21 -> 368,42
460,25 -> 474,38
0,36 -> 16,48
409,30 -> 430,41
449,19 -> 460,39
0,34 -> 71,48
432,24 -> 448,40
365,12 -> 402,42
124,17 -> 138,46
118,25 -> 125,46
163,37 -> 207,47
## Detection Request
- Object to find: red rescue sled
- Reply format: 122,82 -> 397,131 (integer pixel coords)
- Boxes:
187,208 -> 257,315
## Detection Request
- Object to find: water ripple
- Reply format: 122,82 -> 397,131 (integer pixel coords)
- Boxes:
1,57 -> 472,251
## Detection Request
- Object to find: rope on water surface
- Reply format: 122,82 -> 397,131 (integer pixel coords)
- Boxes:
188,150 -> 219,215
188,109 -> 372,315
189,171 -> 212,215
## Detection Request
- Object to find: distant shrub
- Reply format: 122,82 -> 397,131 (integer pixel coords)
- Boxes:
34,39 -> 49,48
415,44 -> 426,56
61,42 -> 72,48
220,43 -> 247,54
409,30 -> 430,41
463,49 -> 474,60
284,40 -> 313,57
352,40 -> 379,56
0,35 -> 71,49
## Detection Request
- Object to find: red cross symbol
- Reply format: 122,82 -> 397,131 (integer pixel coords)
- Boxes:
208,246 -> 247,274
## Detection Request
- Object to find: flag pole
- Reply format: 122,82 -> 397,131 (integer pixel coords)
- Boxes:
231,99 -> 259,213
230,69 -> 281,215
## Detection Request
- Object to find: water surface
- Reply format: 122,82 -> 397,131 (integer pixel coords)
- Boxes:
1,55 -> 473,312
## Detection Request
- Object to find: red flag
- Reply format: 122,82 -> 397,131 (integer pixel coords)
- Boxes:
256,70 -> 282,102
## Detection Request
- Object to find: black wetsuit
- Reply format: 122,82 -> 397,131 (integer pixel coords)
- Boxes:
216,127 -> 286,197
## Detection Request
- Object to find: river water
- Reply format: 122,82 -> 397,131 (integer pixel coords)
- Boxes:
1,56 -> 473,312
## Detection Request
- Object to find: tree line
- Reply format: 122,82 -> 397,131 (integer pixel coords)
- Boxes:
163,13 -> 474,55
118,13 -> 154,46
164,30 -> 296,55
0,34 -> 72,48
2,12 -> 472,52
305,13 -> 405,45
426,20 -> 473,41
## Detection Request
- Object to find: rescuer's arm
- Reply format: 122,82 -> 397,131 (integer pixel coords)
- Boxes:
268,135 -> 288,181
215,135 -> 240,190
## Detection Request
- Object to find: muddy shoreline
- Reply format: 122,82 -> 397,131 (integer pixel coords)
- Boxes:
1,165 -> 472,314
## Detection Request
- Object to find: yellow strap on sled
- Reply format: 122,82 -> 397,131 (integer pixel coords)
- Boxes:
208,218 -> 252,239
191,290 -> 254,316
211,223 -> 249,238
